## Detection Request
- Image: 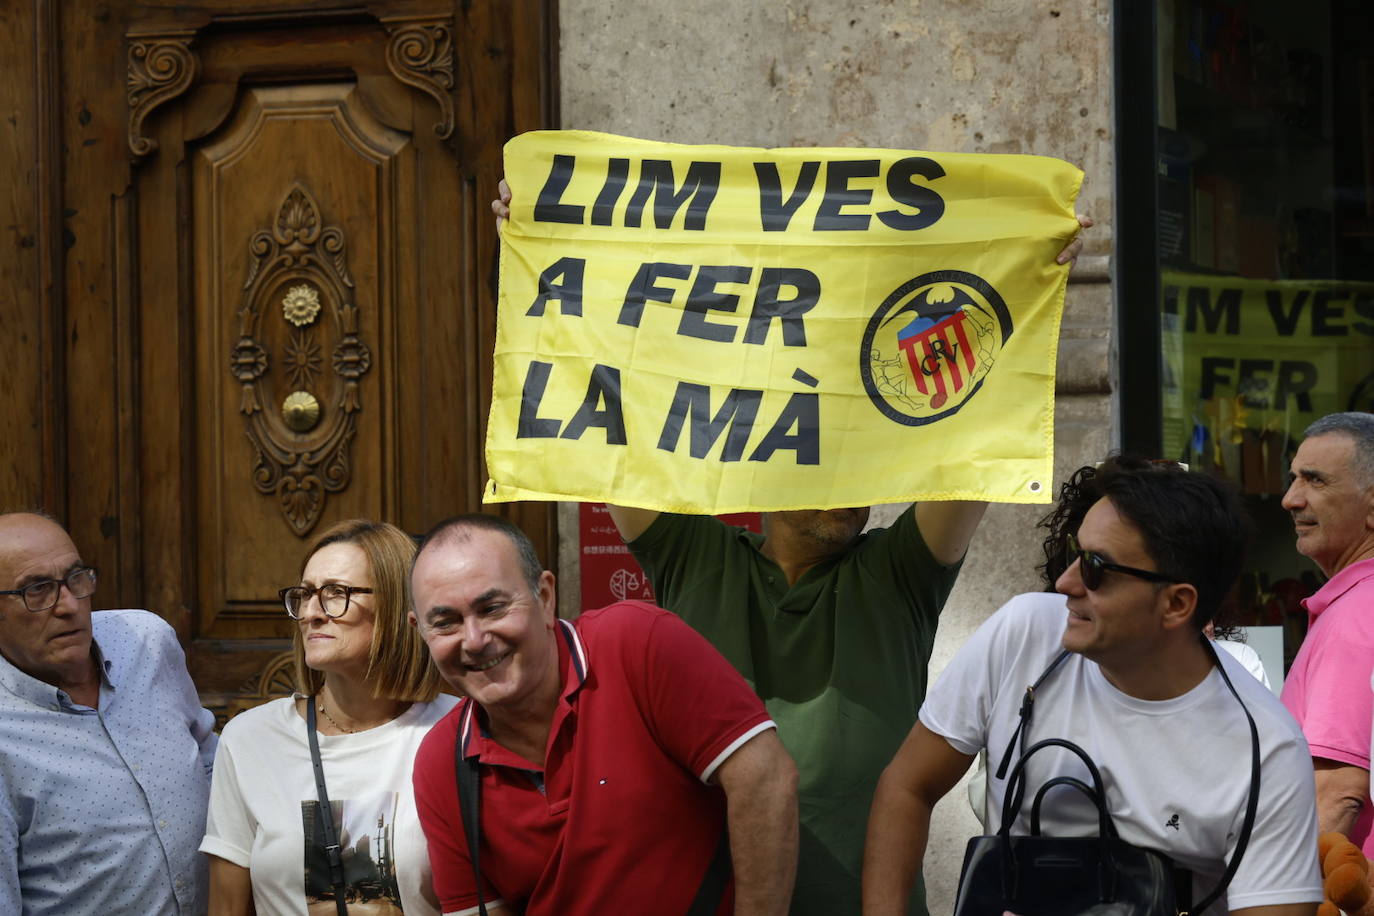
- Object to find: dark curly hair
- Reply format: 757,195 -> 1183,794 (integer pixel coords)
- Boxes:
1036,456 -> 1252,630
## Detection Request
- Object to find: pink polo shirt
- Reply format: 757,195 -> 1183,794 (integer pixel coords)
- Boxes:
1282,555 -> 1374,856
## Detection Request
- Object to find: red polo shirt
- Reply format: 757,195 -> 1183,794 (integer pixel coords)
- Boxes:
412,601 -> 776,916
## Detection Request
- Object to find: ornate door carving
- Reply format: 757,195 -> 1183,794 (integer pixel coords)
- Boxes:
232,183 -> 372,536
10,1 -> 558,718
192,74 -> 411,647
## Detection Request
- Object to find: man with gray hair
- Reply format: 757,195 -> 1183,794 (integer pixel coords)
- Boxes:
1281,412 -> 1374,858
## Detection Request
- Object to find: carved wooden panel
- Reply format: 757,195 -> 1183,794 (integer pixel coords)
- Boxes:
195,81 -> 405,635
0,0 -> 559,708
205,649 -> 297,729
382,17 -> 456,140
126,31 -> 197,160
231,184 -> 371,536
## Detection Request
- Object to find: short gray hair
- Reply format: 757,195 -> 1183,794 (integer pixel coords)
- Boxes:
1303,413 -> 1374,487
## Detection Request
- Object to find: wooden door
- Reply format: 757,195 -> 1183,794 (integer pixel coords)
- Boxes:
1,0 -> 557,720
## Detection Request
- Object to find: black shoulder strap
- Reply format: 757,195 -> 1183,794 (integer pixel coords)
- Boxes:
306,701 -> 349,916
684,828 -> 732,916
1186,639 -> 1262,916
994,649 -> 1071,779
452,709 -> 732,916
455,721 -> 491,916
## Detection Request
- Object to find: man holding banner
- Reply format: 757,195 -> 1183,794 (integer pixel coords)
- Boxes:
488,130 -> 1088,914
608,491 -> 978,915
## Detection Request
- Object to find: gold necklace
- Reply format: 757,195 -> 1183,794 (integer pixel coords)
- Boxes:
316,700 -> 357,734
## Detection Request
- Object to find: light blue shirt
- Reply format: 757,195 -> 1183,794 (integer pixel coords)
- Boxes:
0,609 -> 217,915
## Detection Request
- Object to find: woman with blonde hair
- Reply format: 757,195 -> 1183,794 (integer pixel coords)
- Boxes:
201,519 -> 456,916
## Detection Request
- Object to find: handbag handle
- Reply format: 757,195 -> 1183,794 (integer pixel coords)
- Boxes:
999,737 -> 1119,905
1029,775 -> 1107,837
1000,737 -> 1116,841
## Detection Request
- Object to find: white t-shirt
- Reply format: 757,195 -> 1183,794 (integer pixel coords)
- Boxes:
201,694 -> 458,916
1216,638 -> 1270,689
922,592 -> 1321,915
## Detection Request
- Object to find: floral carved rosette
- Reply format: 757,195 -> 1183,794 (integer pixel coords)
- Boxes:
230,184 -> 369,536
282,284 -> 322,327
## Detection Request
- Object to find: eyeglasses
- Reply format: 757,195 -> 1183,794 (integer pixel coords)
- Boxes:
0,566 -> 98,612
279,584 -> 374,619
1066,535 -> 1181,591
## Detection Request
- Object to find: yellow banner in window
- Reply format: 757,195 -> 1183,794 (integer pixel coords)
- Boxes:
484,130 -> 1082,512
1161,270 -> 1374,493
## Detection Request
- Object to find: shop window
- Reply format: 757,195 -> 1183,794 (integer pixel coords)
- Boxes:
1117,0 -> 1374,662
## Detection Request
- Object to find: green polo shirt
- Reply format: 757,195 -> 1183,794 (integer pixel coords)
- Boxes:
628,505 -> 959,916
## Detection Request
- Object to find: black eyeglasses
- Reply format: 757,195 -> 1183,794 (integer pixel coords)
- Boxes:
0,566 -> 98,612
279,584 -> 374,619
1066,535 -> 1181,591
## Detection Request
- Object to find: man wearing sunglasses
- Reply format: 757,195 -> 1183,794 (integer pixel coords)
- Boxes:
863,457 -> 1322,916
1279,412 -> 1374,864
0,512 -> 217,914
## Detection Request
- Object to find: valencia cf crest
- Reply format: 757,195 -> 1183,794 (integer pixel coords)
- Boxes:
860,270 -> 1013,426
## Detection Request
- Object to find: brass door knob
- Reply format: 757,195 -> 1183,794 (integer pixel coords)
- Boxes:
282,391 -> 321,432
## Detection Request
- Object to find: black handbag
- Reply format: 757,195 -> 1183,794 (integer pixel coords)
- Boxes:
953,737 -> 1179,916
952,641 -> 1261,916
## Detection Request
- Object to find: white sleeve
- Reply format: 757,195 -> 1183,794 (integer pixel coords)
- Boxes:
198,726 -> 256,867
920,593 -> 1069,761
1216,640 -> 1270,690
1221,730 -> 1324,910
919,595 -> 1035,756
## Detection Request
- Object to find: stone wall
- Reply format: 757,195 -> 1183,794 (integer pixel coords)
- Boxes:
554,0 -> 1116,908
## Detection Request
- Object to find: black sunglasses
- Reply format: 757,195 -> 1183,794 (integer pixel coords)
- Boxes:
1066,534 -> 1182,591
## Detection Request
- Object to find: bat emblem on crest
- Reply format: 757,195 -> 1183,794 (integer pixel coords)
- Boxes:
860,270 -> 1013,426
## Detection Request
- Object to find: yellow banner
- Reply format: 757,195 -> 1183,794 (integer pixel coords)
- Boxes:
485,130 -> 1083,512
1161,270 -> 1374,491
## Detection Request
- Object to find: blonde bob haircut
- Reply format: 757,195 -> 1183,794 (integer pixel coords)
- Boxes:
291,518 -> 442,702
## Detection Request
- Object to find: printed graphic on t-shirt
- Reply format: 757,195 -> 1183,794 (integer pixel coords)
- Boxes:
302,793 -> 405,914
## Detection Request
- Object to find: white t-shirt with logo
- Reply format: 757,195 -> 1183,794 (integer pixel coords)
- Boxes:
922,592 -> 1321,915
201,694 -> 458,916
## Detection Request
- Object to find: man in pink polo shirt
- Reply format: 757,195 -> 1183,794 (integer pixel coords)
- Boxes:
408,513 -> 798,916
1281,412 -> 1374,857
